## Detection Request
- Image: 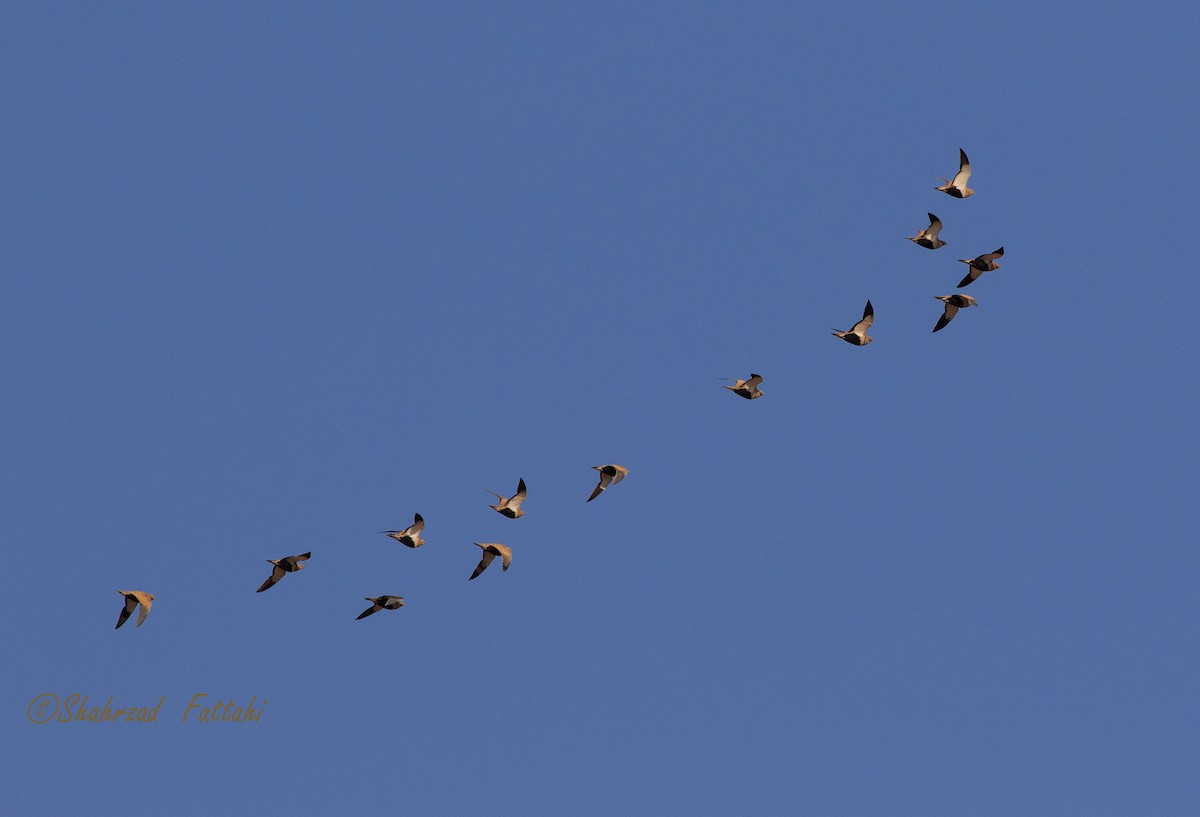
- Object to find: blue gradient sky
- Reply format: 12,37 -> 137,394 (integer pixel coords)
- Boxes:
5,2 -> 1199,814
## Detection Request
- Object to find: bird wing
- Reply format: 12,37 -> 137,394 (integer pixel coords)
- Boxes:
933,303 -> 958,333
508,479 -> 527,510
850,300 -> 874,334
470,550 -> 496,580
957,268 -> 980,288
500,548 -> 512,571
136,598 -> 151,627
980,247 -> 1004,263
745,374 -> 763,390
116,594 -> 136,629
611,466 -> 628,485
356,604 -> 381,620
588,471 -> 612,502
950,149 -> 971,190
409,513 -> 425,533
256,564 -> 286,593
925,214 -> 943,240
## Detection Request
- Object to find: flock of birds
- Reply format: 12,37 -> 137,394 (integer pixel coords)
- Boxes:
114,148 -> 1000,629
723,147 -> 1005,400
114,466 -> 631,627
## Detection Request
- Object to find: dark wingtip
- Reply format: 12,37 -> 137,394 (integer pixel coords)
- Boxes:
517,478 -> 526,492
414,513 -> 423,523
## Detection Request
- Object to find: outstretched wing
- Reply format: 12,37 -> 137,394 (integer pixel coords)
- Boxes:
588,470 -> 613,502
356,603 -> 381,621
925,213 -> 943,240
745,374 -> 763,390
851,300 -> 874,334
508,478 -> 527,510
469,550 -> 496,580
950,148 -> 971,190
500,548 -> 512,571
116,595 -> 136,629
957,268 -> 980,288
980,247 -> 1004,263
933,303 -> 958,333
409,513 -> 425,534
256,564 -> 285,593
136,598 -> 151,627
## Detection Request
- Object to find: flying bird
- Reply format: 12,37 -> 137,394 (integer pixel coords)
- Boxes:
382,513 -> 426,548
933,294 -> 979,333
486,478 -> 527,519
115,590 -> 155,629
957,247 -> 1004,287
935,148 -> 975,198
256,552 -> 311,592
832,300 -> 874,346
722,373 -> 764,400
356,595 -> 405,620
907,213 -> 946,249
469,542 -> 512,580
588,464 -> 629,502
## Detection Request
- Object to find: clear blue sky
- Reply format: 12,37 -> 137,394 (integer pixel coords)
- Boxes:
4,2 -> 1199,814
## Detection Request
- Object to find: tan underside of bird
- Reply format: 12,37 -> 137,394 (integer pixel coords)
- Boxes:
588,464 -> 629,502
487,478 -> 527,518
832,300 -> 874,345
256,552 -> 311,593
956,247 -> 1004,287
115,590 -> 155,629
384,513 -> 426,548
723,373 -> 763,399
933,294 -> 978,332
907,213 -> 945,249
936,148 -> 974,198
469,542 -> 512,580
356,595 -> 405,620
